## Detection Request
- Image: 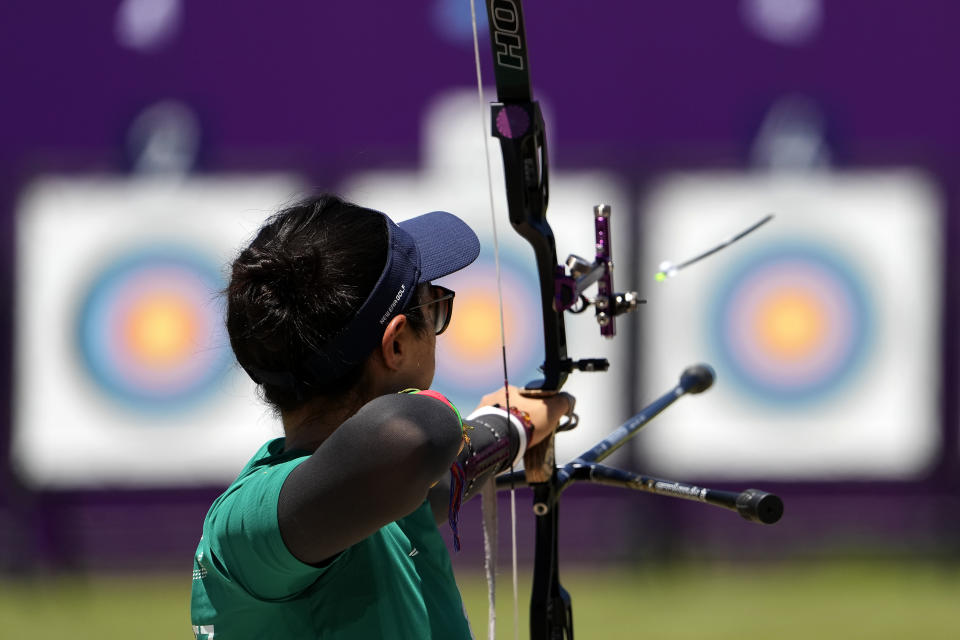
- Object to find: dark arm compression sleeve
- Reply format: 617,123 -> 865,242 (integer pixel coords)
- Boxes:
277,393 -> 464,565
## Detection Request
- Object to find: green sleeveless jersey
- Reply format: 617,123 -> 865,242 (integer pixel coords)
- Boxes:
190,438 -> 474,639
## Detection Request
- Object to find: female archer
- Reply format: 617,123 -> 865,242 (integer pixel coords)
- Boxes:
190,193 -> 570,639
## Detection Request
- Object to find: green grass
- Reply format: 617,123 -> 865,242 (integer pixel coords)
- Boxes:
0,573 -> 191,639
458,561 -> 960,639
0,561 -> 956,639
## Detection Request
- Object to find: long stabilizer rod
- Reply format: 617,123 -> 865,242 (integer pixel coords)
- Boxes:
568,364 -> 715,471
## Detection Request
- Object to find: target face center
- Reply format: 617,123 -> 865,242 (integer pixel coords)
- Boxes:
123,293 -> 200,367
754,289 -> 827,360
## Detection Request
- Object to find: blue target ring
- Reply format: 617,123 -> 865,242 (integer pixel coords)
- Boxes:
709,243 -> 873,405
76,247 -> 233,412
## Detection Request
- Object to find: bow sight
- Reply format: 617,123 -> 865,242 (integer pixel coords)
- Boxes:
555,204 -> 645,339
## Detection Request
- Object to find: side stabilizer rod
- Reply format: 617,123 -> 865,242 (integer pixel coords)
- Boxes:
566,463 -> 783,524
495,463 -> 782,525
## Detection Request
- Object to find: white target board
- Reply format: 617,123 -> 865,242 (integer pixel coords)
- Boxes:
13,174 -> 304,487
637,170 -> 942,480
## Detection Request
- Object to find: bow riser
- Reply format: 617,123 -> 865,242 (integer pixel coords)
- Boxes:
489,100 -> 567,393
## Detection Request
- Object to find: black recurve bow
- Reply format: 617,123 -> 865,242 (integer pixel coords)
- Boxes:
482,1 -> 595,637
478,3 -> 784,639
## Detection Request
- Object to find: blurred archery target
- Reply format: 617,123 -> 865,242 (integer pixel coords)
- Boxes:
13,174 -> 303,487
76,248 -> 232,410
709,244 -> 872,405
637,170 -> 942,480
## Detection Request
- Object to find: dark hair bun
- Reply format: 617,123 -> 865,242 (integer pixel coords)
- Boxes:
226,194 -> 389,410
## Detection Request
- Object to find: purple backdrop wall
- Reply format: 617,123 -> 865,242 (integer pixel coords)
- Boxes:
1,0 -> 959,571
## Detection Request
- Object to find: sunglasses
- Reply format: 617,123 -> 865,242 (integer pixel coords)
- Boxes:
407,285 -> 455,335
